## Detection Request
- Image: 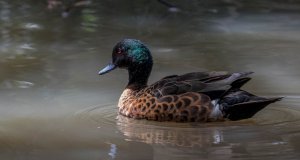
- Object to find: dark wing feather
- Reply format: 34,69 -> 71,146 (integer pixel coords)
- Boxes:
176,72 -> 224,81
150,71 -> 229,90
145,71 -> 252,99
220,89 -> 283,120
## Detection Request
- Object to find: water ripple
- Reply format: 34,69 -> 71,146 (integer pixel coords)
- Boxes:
73,103 -> 118,126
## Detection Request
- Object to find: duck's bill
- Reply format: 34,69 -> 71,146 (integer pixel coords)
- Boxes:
98,63 -> 116,75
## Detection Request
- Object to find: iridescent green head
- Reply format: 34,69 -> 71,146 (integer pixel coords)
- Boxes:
99,39 -> 153,87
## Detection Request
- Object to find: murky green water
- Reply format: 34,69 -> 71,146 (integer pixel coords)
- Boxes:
0,0 -> 300,159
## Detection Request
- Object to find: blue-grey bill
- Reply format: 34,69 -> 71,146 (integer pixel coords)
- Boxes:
98,63 -> 116,75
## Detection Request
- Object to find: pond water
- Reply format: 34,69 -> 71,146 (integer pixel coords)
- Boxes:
0,0 -> 300,159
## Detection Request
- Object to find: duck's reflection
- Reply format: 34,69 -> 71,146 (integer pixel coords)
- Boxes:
116,115 -> 226,147
116,115 -> 297,159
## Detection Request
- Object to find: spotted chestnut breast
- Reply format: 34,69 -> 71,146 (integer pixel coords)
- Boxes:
118,88 -> 213,122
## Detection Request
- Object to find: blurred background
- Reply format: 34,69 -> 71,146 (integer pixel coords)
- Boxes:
0,0 -> 300,160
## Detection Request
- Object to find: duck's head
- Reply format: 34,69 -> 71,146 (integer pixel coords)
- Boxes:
99,39 -> 153,87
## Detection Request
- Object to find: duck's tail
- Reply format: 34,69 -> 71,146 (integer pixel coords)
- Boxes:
209,89 -> 283,121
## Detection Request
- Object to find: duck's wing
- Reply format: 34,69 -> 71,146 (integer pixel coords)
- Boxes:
146,71 -> 252,100
219,89 -> 283,120
159,71 -> 229,82
149,71 -> 228,90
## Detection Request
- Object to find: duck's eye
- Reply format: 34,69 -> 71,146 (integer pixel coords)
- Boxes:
117,48 -> 122,54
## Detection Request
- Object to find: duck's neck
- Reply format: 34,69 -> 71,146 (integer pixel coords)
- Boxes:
126,62 -> 152,90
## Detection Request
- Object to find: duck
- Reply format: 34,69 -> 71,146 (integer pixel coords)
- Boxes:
98,39 -> 282,122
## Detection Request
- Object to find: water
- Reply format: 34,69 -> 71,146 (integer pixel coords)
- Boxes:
0,0 -> 300,159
